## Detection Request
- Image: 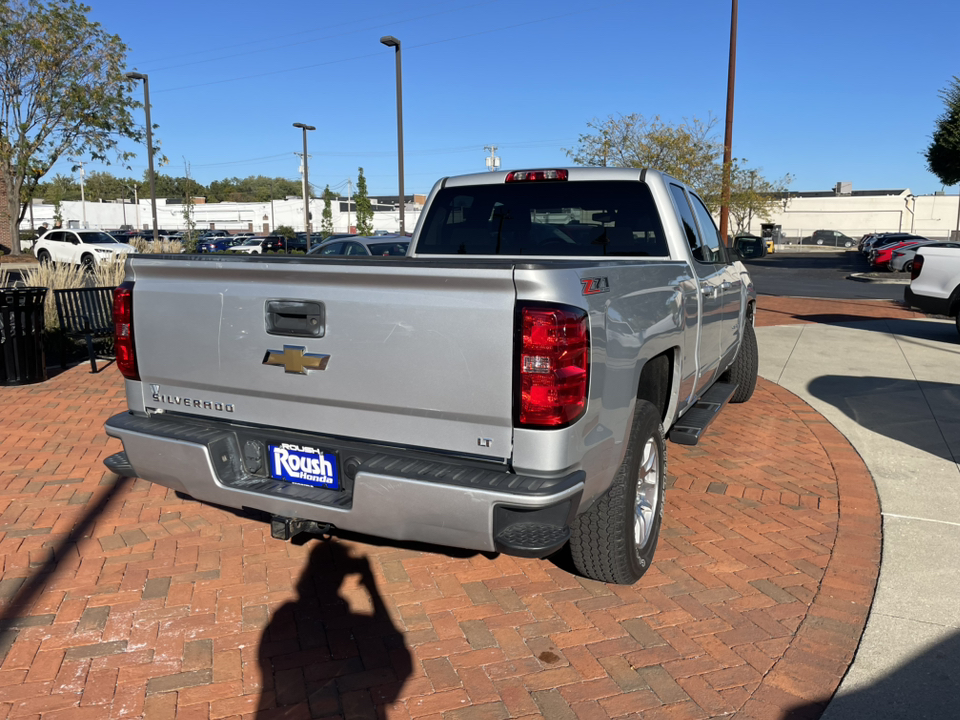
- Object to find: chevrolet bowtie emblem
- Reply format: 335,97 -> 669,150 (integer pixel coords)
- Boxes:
262,346 -> 330,374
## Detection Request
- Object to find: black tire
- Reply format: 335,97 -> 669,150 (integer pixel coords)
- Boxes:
569,400 -> 666,585
81,255 -> 95,273
36,249 -> 51,265
904,260 -> 914,274
723,321 -> 758,403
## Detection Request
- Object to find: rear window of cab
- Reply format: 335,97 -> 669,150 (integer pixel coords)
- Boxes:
417,181 -> 668,257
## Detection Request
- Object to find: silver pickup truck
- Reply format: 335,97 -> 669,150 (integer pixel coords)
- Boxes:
104,167 -> 761,584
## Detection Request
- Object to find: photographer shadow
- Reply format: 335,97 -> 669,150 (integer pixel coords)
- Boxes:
256,538 -> 412,718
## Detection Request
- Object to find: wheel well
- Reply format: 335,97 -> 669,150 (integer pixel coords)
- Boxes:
637,350 -> 673,424
950,285 -> 960,316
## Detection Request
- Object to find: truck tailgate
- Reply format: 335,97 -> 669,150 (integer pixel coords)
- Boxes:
130,258 -> 517,461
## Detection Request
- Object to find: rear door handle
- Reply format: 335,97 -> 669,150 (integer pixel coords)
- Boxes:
265,300 -> 325,337
701,285 -> 718,298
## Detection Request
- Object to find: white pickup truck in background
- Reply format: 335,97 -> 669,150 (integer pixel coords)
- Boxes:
905,245 -> 960,336
104,167 -> 763,584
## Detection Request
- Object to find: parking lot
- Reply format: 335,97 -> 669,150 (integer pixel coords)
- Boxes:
0,301 -> 886,720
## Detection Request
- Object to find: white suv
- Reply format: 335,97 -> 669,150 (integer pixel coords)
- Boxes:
33,229 -> 133,270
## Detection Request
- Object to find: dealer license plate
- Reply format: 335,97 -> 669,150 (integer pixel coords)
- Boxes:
268,443 -> 340,490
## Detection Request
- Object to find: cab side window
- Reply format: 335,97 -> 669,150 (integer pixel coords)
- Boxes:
46,231 -> 65,243
668,185 -> 707,261
688,193 -> 726,264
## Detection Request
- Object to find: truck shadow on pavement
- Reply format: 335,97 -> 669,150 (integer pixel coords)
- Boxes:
791,316 -> 959,343
788,629 -> 960,719
256,538 -> 414,718
806,375 -> 960,464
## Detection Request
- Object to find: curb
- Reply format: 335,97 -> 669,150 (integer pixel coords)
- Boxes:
773,246 -> 858,254
846,272 -> 909,285
734,379 -> 882,719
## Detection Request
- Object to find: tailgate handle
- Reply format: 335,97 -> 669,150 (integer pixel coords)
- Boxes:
265,300 -> 324,337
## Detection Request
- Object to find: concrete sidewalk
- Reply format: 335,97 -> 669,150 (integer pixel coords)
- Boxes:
756,297 -> 960,719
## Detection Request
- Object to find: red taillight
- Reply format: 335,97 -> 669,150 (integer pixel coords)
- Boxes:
505,169 -> 569,183
911,254 -> 924,280
113,282 -> 139,380
516,305 -> 589,428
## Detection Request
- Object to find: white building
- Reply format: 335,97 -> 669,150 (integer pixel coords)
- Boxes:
20,194 -> 425,236
737,185 -> 960,242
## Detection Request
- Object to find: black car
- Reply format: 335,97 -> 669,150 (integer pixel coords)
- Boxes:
198,230 -> 231,240
800,229 -> 856,247
108,229 -> 138,243
308,235 -> 410,257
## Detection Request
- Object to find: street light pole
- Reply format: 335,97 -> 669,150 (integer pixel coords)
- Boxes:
380,36 -> 405,234
293,123 -> 316,251
129,185 -> 140,230
78,161 -> 86,228
125,72 -> 159,243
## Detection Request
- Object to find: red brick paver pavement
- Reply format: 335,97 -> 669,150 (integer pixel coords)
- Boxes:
756,296 -> 924,327
0,348 -> 881,719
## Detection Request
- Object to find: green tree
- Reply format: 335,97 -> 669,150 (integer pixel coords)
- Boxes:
36,173 -> 80,202
354,167 -> 373,236
926,76 -> 960,186
84,170 -> 126,201
150,172 -> 180,198
42,173 -> 76,225
273,224 -> 295,240
566,113 -> 724,208
0,0 -> 146,254
321,185 -> 334,238
727,163 -> 792,234
925,76 -> 960,238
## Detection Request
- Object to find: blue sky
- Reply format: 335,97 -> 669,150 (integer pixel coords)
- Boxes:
52,0 -> 960,198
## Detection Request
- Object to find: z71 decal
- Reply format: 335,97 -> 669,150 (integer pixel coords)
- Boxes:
580,277 -> 610,295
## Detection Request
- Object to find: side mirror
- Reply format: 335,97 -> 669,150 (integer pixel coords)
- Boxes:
733,236 -> 766,260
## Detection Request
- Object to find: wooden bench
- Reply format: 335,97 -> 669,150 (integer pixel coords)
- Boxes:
54,287 -> 116,373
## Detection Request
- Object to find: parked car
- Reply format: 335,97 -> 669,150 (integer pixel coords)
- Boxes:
904,245 -> 960,336
307,234 -> 410,257
229,236 -> 301,254
869,239 -> 930,268
861,233 -> 922,255
33,229 -> 133,270
890,242 -> 960,272
733,233 -> 770,257
108,229 -> 139,244
198,230 -> 231,240
198,238 -> 245,253
801,229 -> 856,247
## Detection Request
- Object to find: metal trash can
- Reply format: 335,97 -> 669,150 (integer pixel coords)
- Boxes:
0,287 -> 48,385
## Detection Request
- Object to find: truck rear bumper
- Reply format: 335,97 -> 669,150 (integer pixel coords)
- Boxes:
104,412 -> 583,555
